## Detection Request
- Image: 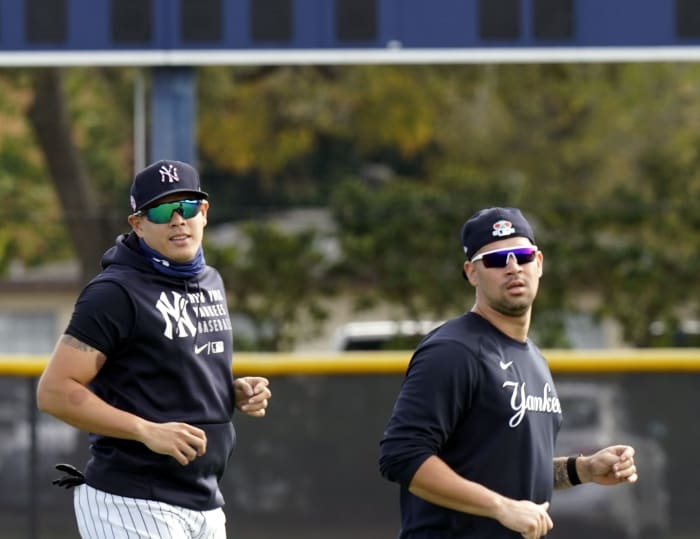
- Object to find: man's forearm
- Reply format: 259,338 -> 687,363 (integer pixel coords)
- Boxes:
409,455 -> 505,517
553,456 -> 575,489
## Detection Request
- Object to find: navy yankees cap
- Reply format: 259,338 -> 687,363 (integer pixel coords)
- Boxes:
129,160 -> 208,212
460,207 -> 535,260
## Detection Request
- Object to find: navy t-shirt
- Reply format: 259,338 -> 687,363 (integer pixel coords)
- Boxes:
379,312 -> 563,538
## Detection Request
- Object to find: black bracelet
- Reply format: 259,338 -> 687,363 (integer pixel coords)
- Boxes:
567,455 -> 582,485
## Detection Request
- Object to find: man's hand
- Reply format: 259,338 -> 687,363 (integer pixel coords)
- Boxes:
578,445 -> 638,485
139,421 -> 207,466
495,499 -> 553,539
234,376 -> 271,417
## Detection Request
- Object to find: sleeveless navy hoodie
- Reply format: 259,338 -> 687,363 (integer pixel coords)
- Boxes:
65,232 -> 236,510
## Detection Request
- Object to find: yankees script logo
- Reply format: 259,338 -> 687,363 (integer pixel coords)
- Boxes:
502,381 -> 561,428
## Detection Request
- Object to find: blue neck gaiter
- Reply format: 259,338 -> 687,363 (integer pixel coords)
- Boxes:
138,238 -> 205,278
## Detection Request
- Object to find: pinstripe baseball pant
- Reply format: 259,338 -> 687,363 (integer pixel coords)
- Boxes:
73,484 -> 227,538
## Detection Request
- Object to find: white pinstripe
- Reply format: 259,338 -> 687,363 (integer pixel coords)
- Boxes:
73,484 -> 226,538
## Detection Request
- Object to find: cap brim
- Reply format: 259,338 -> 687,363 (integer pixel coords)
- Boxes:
136,189 -> 209,211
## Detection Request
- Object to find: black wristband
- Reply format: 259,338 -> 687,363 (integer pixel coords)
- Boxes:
567,455 -> 582,485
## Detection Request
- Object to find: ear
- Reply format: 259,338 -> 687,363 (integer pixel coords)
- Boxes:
536,250 -> 544,277
127,213 -> 145,238
199,200 -> 209,228
464,261 -> 478,287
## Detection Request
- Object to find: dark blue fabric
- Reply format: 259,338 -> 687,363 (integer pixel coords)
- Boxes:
65,232 -> 235,510
379,312 -> 562,538
137,237 -> 205,278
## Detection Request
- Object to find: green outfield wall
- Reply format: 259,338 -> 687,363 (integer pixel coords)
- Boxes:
0,350 -> 698,539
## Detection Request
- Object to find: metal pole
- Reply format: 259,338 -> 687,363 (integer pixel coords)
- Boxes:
149,66 -> 197,165
133,68 -> 147,174
28,377 -> 38,539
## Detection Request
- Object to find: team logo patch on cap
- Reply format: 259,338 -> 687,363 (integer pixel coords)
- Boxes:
492,219 -> 516,237
159,164 -> 180,184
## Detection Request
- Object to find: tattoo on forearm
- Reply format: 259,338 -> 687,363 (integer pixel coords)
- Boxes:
61,335 -> 98,353
553,457 -> 573,489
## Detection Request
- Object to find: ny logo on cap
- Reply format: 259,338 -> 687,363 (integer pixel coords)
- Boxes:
492,219 -> 516,237
159,164 -> 180,184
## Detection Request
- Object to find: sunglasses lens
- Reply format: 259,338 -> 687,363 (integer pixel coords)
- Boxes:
482,248 -> 537,268
179,201 -> 201,219
144,200 -> 201,223
145,202 -> 177,223
481,253 -> 506,268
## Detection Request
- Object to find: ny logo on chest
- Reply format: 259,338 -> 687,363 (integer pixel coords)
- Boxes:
155,291 -> 196,339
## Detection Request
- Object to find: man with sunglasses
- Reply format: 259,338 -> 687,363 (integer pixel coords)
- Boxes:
37,160 -> 271,538
379,207 -> 638,539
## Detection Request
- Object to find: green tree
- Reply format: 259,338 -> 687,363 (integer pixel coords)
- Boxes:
205,222 -> 334,351
0,71 -> 71,273
4,63 -> 699,348
0,68 -> 133,281
321,63 -> 700,347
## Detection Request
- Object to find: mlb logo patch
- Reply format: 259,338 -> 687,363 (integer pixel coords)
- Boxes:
492,220 -> 516,237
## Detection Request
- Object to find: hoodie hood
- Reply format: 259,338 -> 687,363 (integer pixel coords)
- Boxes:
101,232 -> 153,273
103,232 -> 206,280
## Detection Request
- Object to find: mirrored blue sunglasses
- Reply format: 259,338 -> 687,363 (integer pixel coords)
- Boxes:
470,245 -> 538,268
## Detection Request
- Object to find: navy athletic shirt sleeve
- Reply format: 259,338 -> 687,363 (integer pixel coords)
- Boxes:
65,280 -> 135,356
379,339 -> 479,487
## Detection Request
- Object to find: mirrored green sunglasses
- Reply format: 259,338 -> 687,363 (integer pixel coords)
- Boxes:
136,199 -> 203,224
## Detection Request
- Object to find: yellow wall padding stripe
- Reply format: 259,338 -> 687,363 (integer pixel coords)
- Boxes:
1,349 -> 700,377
